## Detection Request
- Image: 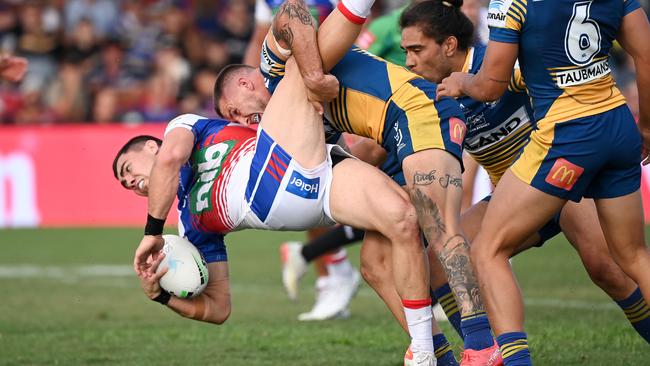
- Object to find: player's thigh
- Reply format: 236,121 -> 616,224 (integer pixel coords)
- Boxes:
476,170 -> 566,257
402,148 -> 463,235
559,199 -> 608,258
460,199 -> 489,243
594,190 -> 647,262
260,58 -> 326,168
329,158 -> 413,233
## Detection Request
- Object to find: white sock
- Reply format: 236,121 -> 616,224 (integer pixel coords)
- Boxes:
338,0 -> 375,23
404,304 -> 435,353
326,249 -> 354,278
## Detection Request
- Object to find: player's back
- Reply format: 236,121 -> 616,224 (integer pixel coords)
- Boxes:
325,47 -> 420,142
169,114 -> 257,235
488,0 -> 636,124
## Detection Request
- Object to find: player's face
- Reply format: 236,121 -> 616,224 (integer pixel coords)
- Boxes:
401,26 -> 450,83
115,143 -> 158,197
218,73 -> 271,127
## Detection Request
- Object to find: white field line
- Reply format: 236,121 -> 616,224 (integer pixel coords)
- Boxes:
0,265 -> 618,312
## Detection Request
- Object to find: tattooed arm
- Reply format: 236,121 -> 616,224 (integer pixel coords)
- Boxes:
269,0 -> 338,103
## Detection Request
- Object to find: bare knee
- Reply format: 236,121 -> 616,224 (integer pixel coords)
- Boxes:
382,198 -> 420,246
360,252 -> 390,288
470,234 -> 507,269
582,257 -> 633,299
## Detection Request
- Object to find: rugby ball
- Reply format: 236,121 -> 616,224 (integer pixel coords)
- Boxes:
157,234 -> 209,298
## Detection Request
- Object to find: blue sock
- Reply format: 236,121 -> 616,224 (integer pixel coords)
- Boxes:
616,287 -> 650,344
432,285 -> 463,339
433,333 -> 459,366
460,311 -> 494,350
496,332 -> 532,366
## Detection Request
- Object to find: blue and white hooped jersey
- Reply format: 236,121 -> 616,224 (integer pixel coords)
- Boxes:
459,44 -> 535,184
487,0 -> 640,125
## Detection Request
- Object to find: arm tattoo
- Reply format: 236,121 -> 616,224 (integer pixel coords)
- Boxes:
272,0 -> 312,47
272,23 -> 294,46
278,1 -> 314,25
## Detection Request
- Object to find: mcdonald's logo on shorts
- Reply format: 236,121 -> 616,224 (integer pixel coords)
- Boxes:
545,158 -> 584,191
449,117 -> 466,146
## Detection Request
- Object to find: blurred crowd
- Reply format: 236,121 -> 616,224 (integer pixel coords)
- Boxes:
0,0 -> 253,124
0,0 -> 645,125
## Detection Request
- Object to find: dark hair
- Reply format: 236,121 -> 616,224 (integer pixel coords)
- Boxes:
112,135 -> 162,179
213,64 -> 256,117
400,0 -> 474,51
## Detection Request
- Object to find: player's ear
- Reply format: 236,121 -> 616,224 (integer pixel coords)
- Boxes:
444,36 -> 458,57
145,140 -> 160,154
238,77 -> 253,91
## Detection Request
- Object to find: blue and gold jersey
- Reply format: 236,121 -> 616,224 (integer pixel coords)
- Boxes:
460,45 -> 534,184
487,0 -> 640,125
262,45 -> 441,143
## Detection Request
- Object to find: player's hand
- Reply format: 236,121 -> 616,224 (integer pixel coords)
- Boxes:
0,55 -> 28,82
304,73 -> 339,113
134,235 -> 164,276
436,72 -> 470,100
137,250 -> 168,299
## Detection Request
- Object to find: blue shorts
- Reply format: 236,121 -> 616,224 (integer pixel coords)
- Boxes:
481,195 -> 561,247
380,79 -> 466,186
511,105 -> 641,202
194,239 -> 228,263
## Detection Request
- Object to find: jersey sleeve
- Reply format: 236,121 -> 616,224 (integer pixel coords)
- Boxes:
623,0 -> 641,16
487,0 -> 527,44
254,0 -> 273,24
260,38 -> 287,94
164,114 -> 205,136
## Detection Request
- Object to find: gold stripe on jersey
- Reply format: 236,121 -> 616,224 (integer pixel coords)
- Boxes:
389,82 -> 443,152
461,48 -> 474,73
506,0 -> 527,31
351,47 -> 418,95
511,121 -> 554,185
539,74 -> 626,125
327,87 -> 388,142
470,124 -> 533,184
509,69 -> 526,93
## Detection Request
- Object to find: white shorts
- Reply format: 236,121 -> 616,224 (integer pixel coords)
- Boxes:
240,129 -> 349,231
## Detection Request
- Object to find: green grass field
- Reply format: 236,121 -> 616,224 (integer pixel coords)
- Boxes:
0,228 -> 648,365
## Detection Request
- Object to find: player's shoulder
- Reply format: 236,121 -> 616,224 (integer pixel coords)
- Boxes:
487,0 -> 528,28
165,114 -> 231,136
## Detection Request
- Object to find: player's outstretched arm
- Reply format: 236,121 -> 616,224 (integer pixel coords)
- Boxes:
436,41 -> 518,101
618,8 -> 650,161
268,0 -> 374,73
142,255 -> 232,325
270,0 -> 337,102
134,129 -> 194,276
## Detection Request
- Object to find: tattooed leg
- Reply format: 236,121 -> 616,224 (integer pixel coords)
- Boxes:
404,149 -> 484,315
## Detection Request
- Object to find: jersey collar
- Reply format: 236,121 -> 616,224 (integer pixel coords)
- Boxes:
461,47 -> 475,73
